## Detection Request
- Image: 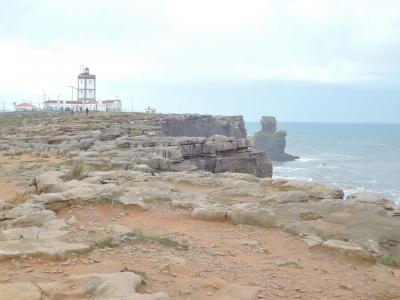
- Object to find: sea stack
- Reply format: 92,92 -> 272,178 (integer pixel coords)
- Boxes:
254,116 -> 299,161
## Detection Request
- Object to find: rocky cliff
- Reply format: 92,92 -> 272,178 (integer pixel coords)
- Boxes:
0,112 -> 271,177
159,114 -> 247,138
253,116 -> 299,161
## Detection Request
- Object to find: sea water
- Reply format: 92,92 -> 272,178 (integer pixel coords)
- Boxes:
246,122 -> 400,202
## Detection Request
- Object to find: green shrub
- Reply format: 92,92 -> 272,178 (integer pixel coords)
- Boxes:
95,237 -> 119,248
378,255 -> 400,268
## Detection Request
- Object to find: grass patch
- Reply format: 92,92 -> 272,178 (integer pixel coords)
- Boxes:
143,196 -> 172,204
100,190 -> 123,205
378,255 -> 400,268
14,191 -> 32,203
244,177 -> 260,183
95,237 -> 119,248
150,235 -> 189,250
121,230 -> 189,251
65,161 -> 87,181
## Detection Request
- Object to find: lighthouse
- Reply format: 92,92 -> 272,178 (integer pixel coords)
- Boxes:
77,67 -> 96,104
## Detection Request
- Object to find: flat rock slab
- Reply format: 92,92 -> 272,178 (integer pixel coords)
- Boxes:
312,239 -> 375,262
39,272 -> 170,300
0,239 -> 90,261
0,282 -> 42,300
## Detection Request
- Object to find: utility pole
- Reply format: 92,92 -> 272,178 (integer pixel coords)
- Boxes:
131,97 -> 133,113
67,86 -> 76,101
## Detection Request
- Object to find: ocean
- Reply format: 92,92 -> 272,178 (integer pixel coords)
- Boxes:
246,122 -> 400,203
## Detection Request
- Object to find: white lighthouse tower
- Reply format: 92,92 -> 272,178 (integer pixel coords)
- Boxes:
77,67 -> 96,104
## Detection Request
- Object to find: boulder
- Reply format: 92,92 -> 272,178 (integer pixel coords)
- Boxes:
34,171 -> 65,193
191,207 -> 228,222
213,151 -> 272,178
229,203 -> 276,228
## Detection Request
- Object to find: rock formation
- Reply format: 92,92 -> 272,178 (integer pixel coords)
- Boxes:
1,112 -> 400,299
160,114 -> 247,138
253,116 -> 299,161
0,112 -> 271,178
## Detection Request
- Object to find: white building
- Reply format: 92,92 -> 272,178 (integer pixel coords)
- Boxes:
43,100 -> 98,111
145,106 -> 157,114
15,102 -> 37,111
42,67 -> 122,112
43,99 -> 121,112
99,99 -> 122,112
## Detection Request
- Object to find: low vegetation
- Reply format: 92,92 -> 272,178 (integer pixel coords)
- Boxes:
143,196 -> 172,204
378,255 -> 400,268
121,231 -> 189,251
95,237 -> 119,248
14,191 -> 32,204
65,161 -> 87,181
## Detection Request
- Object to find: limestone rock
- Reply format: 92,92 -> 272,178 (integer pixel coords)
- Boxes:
0,200 -> 13,211
39,272 -> 170,300
66,215 -> 77,225
0,226 -> 67,241
0,240 -> 90,261
1,203 -> 44,221
191,207 -> 228,222
263,191 -> 309,205
34,171 -> 65,193
0,282 -> 42,300
160,114 -> 246,139
8,209 -> 56,228
300,211 -> 322,221
253,116 -> 298,162
301,235 -> 323,248
312,239 -> 375,262
229,203 -> 276,228
346,192 -> 397,210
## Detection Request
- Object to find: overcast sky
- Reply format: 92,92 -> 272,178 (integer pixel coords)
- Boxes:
1,0 -> 400,122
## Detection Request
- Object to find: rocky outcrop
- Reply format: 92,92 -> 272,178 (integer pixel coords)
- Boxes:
73,135 -> 272,177
38,272 -> 170,300
0,282 -> 42,300
160,114 -> 247,138
0,112 -> 271,178
253,116 -> 299,161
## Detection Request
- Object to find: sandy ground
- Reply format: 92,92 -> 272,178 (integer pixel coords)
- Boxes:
1,155 -> 400,299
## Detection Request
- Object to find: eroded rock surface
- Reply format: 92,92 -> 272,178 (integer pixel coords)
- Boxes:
1,112 -> 400,299
253,116 -> 299,161
0,113 -> 272,178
